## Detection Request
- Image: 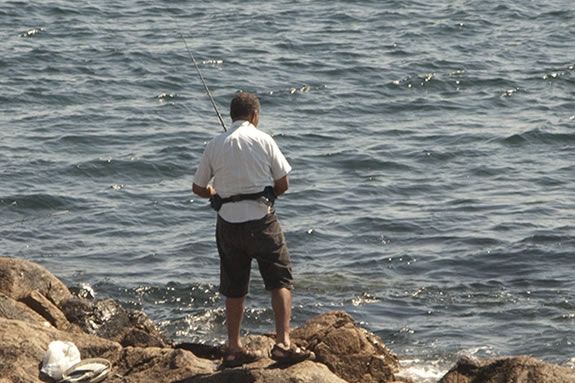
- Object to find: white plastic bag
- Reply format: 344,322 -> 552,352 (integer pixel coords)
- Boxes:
41,340 -> 81,380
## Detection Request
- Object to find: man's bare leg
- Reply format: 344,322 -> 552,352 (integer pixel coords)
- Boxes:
226,296 -> 246,351
271,287 -> 292,347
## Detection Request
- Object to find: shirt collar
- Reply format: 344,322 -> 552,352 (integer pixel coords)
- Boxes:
230,120 -> 255,131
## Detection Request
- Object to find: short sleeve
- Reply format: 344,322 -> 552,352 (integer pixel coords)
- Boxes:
269,139 -> 292,181
193,144 -> 213,187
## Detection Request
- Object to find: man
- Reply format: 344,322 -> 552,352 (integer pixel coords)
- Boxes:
192,92 -> 313,367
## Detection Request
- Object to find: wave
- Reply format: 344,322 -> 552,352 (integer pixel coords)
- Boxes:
0,193 -> 86,210
501,128 -> 575,146
61,157 -> 188,180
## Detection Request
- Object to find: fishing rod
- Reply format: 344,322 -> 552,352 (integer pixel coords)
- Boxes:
180,35 -> 227,132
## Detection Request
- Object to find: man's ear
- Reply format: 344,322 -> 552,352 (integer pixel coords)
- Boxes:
249,110 -> 259,126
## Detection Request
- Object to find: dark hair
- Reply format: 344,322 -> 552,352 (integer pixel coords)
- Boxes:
230,92 -> 260,120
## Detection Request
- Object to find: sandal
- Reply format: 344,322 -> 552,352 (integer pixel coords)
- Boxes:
59,358 -> 111,383
220,348 -> 262,368
271,343 -> 315,365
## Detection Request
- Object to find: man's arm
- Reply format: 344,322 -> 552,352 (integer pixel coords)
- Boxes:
273,175 -> 289,197
192,183 -> 215,199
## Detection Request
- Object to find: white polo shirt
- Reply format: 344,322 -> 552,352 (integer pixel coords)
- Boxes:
193,120 -> 292,223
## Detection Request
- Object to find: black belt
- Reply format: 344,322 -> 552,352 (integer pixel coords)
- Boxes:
210,186 -> 276,211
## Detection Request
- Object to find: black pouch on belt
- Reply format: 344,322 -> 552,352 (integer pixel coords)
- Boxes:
209,194 -> 223,211
210,186 -> 276,212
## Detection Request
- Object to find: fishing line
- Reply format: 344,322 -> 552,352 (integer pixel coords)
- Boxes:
3,37 -> 223,230
180,34 -> 227,132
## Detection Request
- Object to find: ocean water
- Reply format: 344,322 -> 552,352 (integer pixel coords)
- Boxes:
1,1 -> 574,381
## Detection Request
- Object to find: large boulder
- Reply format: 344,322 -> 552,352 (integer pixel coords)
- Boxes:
292,311 -> 400,383
439,355 -> 575,383
175,334 -> 350,382
0,257 -> 71,305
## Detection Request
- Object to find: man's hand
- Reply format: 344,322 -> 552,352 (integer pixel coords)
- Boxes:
193,183 -> 216,199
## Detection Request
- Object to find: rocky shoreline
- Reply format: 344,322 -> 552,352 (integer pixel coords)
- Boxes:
0,256 -> 573,383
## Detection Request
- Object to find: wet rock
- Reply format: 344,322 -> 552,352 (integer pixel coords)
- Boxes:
86,299 -> 132,340
292,311 -> 400,383
69,284 -> 96,300
439,355 -> 575,383
60,297 -> 128,335
0,257 -> 71,305
59,297 -> 168,348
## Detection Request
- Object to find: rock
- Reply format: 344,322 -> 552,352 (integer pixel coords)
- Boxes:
59,297 -> 168,348
88,299 -> 132,340
69,284 -> 96,300
0,292 -> 49,324
106,346 -> 216,383
121,327 -> 167,348
175,343 -> 225,360
0,257 -> 71,305
241,334 -> 277,358
439,355 -> 575,383
125,309 -> 170,347
250,360 -> 350,383
1,258 -> 398,383
0,317 -> 121,382
0,317 -> 215,383
6,257 -> 571,383
292,311 -> 400,383
20,290 -> 81,333
176,367 -> 254,383
176,360 -> 349,383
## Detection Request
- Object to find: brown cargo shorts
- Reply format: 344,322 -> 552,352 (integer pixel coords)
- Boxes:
216,212 -> 293,298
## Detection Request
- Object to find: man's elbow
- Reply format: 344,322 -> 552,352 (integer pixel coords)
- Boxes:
192,183 -> 201,196
192,183 -> 209,198
273,176 -> 289,196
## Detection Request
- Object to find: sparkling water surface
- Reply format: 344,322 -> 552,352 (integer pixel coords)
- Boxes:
1,1 -> 574,381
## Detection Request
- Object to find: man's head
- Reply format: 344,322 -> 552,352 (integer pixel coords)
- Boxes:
230,92 -> 260,126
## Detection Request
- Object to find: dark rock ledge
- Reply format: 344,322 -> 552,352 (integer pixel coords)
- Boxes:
0,256 -> 573,383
